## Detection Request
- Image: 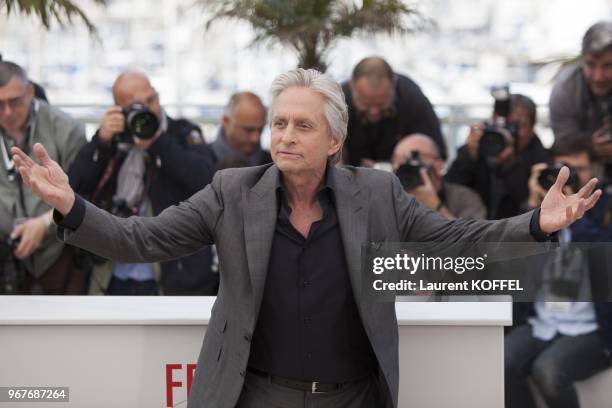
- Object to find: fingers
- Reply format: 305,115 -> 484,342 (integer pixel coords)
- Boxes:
10,146 -> 35,169
10,223 -> 25,240
419,168 -> 434,188
552,166 -> 570,192
584,189 -> 602,212
576,178 -> 598,198
33,143 -> 52,166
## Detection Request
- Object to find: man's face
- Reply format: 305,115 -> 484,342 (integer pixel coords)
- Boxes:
351,77 -> 393,123
223,101 -> 266,156
554,152 -> 592,188
0,77 -> 34,135
114,78 -> 162,121
583,50 -> 612,97
508,105 -> 535,152
270,86 -> 341,176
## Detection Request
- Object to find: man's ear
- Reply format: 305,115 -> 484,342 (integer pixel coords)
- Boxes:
26,82 -> 35,98
433,159 -> 445,177
222,115 -> 231,131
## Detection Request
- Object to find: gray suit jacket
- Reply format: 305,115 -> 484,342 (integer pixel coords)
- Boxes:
59,164 -> 537,408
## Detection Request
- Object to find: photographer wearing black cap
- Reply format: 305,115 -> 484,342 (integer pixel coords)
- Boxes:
68,71 -> 218,296
446,93 -> 549,219
550,21 -> 612,181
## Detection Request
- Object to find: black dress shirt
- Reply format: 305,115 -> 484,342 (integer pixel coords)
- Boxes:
247,172 -> 378,383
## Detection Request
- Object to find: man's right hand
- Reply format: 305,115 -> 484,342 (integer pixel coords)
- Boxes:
98,106 -> 125,143
11,143 -> 75,216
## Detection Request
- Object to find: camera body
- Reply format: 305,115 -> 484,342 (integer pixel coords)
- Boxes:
478,85 -> 518,159
395,151 -> 425,191
0,235 -> 22,295
114,103 -> 160,144
538,162 -> 580,192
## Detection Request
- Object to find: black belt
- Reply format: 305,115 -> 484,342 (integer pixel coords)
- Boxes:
246,367 -> 369,394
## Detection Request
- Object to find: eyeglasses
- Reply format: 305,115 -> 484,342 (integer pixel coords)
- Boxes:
0,90 -> 28,112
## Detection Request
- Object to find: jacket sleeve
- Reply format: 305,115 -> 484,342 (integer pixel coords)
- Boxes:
549,78 -> 591,144
392,173 -> 536,243
146,131 -> 216,194
58,169 -> 225,263
58,119 -> 87,173
444,146 -> 479,188
399,81 -> 447,159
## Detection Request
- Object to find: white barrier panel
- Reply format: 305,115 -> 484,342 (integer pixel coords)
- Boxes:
0,296 -> 510,407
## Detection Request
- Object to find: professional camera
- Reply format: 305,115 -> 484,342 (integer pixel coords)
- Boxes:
114,103 -> 160,144
0,235 -> 23,295
538,162 -> 580,192
478,85 -> 518,158
395,151 -> 425,191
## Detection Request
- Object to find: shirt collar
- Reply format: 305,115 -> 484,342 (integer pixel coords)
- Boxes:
275,164 -> 336,209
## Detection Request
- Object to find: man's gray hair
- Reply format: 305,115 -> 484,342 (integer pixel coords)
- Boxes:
0,61 -> 28,88
582,21 -> 612,56
269,68 -> 347,165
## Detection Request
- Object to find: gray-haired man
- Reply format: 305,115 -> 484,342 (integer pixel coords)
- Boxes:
549,21 -> 612,175
0,60 -> 86,294
12,68 -> 601,407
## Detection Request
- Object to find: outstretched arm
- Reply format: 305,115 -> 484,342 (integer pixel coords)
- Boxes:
12,143 -> 222,263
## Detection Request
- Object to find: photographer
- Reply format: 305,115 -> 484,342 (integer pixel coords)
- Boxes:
342,56 -> 446,167
392,134 -> 486,220
505,139 -> 612,408
446,93 -> 549,219
0,61 -> 86,294
69,71 -> 218,296
549,22 -> 612,179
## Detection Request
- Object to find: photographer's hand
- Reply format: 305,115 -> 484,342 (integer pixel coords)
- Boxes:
527,163 -> 548,208
98,106 -> 125,144
466,123 -> 484,161
11,143 -> 76,216
11,214 -> 49,260
539,166 -> 601,234
592,127 -> 612,160
410,168 -> 441,209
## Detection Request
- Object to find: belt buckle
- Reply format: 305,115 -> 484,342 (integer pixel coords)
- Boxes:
311,381 -> 324,394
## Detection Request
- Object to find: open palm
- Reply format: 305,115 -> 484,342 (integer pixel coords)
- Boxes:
11,143 -> 75,215
539,166 -> 601,234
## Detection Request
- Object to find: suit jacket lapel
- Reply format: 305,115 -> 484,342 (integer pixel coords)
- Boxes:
243,165 -> 279,320
330,167 -> 369,308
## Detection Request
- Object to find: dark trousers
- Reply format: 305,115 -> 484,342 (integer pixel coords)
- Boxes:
505,324 -> 610,408
235,371 -> 383,408
107,275 -> 158,296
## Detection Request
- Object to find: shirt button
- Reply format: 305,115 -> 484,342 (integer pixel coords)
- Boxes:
303,317 -> 312,324
306,353 -> 313,359
301,280 -> 310,288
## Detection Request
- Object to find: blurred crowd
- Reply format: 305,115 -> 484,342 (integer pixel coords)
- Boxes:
0,20 -> 611,408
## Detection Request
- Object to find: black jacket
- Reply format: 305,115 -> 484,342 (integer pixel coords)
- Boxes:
342,74 -> 446,166
445,136 -> 549,219
68,116 -> 218,295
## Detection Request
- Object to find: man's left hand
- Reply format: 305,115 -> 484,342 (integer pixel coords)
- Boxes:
539,166 -> 601,234
410,168 -> 441,209
11,217 -> 48,260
